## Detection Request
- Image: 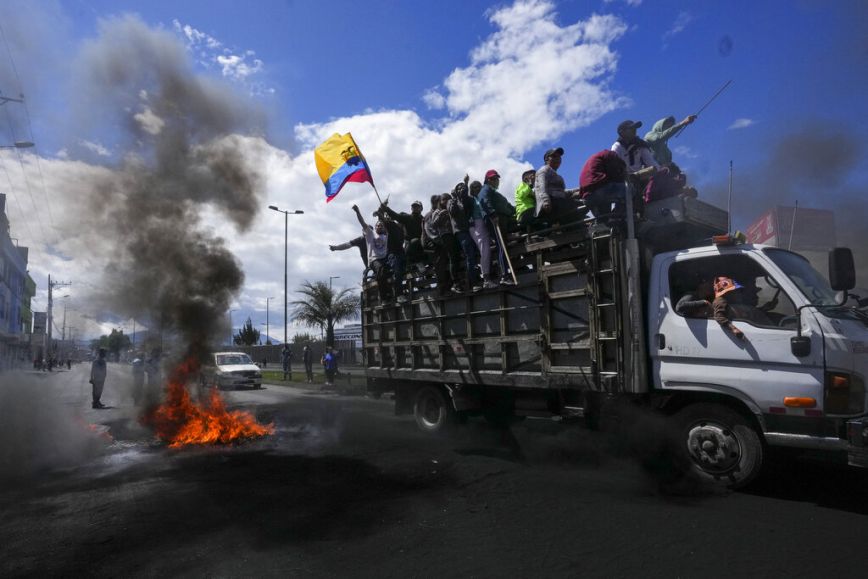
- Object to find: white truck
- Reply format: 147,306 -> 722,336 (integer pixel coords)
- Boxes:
361,194 -> 867,488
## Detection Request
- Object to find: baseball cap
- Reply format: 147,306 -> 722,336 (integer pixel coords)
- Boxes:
617,120 -> 642,133
543,147 -> 564,160
484,169 -> 500,180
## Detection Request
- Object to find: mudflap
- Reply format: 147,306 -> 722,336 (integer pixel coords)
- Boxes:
847,418 -> 868,468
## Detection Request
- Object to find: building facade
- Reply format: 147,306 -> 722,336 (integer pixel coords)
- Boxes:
0,193 -> 32,370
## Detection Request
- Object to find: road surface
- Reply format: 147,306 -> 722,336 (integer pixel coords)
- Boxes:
1,363 -> 867,578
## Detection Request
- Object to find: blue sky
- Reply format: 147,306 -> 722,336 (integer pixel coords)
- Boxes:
0,0 -> 865,341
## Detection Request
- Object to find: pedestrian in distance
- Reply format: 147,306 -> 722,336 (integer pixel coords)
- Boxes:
131,354 -> 145,405
322,349 -> 337,388
90,348 -> 108,409
303,344 -> 314,383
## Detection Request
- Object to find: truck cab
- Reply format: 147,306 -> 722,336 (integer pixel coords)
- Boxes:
649,240 -> 868,469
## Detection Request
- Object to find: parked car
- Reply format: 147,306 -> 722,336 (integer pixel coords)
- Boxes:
201,352 -> 262,390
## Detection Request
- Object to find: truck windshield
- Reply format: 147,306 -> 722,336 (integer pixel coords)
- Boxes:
763,248 -> 838,305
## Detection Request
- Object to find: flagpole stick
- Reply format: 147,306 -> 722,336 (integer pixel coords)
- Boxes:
493,222 -> 518,285
371,183 -> 385,206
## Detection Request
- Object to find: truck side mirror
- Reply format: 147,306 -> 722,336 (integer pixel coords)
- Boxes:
829,248 -> 855,291
791,335 -> 811,357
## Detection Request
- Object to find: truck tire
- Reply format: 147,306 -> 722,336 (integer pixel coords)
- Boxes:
670,403 -> 763,489
413,386 -> 456,433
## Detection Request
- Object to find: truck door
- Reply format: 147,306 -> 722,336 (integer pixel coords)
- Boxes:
650,251 -> 825,415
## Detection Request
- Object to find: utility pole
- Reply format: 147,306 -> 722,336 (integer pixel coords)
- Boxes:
47,275 -> 71,356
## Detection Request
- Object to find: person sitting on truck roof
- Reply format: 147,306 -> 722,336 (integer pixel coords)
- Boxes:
380,200 -> 425,268
515,169 -> 539,232
643,162 -> 697,204
644,115 -> 697,166
675,273 -> 714,318
578,149 -> 628,222
423,193 -> 460,296
329,235 -> 368,267
479,169 -> 516,285
534,147 -> 584,226
353,204 -> 404,303
611,120 -> 660,174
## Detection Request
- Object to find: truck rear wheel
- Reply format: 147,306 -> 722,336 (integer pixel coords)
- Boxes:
413,386 -> 455,433
671,403 -> 763,489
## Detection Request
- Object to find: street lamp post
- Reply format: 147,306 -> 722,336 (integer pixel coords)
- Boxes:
265,296 -> 274,344
228,309 -> 235,346
329,276 -> 340,289
267,206 -> 304,346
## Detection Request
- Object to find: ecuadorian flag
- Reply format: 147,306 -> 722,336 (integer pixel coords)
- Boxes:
314,133 -> 374,202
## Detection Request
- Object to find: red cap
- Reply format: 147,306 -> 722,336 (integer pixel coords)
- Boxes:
484,169 -> 500,180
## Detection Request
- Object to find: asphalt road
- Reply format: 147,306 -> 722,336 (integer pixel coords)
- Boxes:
2,364 -> 868,578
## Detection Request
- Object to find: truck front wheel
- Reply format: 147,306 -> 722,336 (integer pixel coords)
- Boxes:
671,403 -> 763,489
413,386 -> 455,433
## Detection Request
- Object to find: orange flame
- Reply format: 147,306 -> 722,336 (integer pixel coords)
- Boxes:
144,357 -> 274,448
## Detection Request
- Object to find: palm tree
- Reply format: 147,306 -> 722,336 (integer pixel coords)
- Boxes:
290,281 -> 360,347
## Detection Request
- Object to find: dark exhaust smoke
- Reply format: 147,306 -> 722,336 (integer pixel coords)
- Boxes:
70,16 -> 267,356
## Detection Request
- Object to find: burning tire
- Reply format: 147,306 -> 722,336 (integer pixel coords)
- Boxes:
413,386 -> 456,433
670,403 -> 763,489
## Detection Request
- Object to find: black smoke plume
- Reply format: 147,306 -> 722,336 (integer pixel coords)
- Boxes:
71,16 -> 267,357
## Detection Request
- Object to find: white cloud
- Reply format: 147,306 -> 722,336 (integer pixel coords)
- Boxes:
8,0 -> 630,340
663,11 -> 693,41
79,140 -> 111,156
728,118 -> 755,130
133,106 -> 165,135
603,0 -> 642,5
172,19 -> 271,93
673,145 -> 698,159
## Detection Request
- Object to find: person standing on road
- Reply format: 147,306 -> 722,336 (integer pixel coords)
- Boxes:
322,349 -> 336,388
303,344 -> 314,383
281,344 -> 292,380
90,348 -> 108,409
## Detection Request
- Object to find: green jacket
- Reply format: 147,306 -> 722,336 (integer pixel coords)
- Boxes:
644,116 -> 681,166
514,182 -> 535,218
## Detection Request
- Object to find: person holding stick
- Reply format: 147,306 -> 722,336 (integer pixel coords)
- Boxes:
478,169 -> 516,285
644,115 -> 697,166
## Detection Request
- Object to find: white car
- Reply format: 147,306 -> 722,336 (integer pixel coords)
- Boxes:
201,352 -> 263,390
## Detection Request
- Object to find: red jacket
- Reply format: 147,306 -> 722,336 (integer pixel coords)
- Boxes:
579,150 -> 626,197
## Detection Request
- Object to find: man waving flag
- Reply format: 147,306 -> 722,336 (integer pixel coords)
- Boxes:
314,133 -> 375,203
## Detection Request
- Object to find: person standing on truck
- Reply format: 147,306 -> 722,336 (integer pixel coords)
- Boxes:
578,149 -> 628,222
534,148 -> 583,225
449,182 -> 482,292
478,169 -> 516,285
467,180 -> 498,289
676,273 -> 714,318
644,115 -> 697,166
90,348 -> 108,409
515,169 -> 539,232
329,235 -> 368,267
381,200 -> 425,270
611,120 -> 659,174
353,204 -> 400,302
423,193 -> 460,296
375,208 -> 407,300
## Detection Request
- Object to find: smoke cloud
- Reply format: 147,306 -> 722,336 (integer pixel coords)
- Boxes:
702,123 -> 868,286
66,16 -> 268,356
